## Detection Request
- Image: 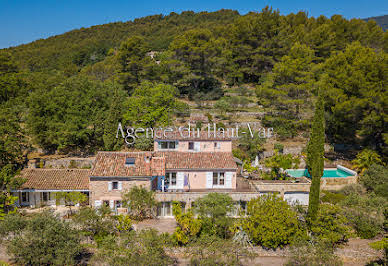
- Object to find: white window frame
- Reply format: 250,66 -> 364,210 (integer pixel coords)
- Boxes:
157,202 -> 172,217
165,172 -> 177,188
212,172 -> 225,187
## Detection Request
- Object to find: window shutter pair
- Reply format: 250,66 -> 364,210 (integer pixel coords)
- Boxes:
108,181 -> 122,191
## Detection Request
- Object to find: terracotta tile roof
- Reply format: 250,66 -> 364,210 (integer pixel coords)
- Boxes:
91,152 -> 155,177
156,152 -> 237,170
154,129 -> 233,141
19,169 -> 90,190
91,151 -> 237,177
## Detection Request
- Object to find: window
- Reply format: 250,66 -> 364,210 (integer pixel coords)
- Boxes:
165,172 -> 177,186
188,142 -> 194,150
157,202 -> 172,216
160,141 -> 176,150
112,181 -> 119,190
115,200 -> 122,209
21,192 -> 29,202
214,142 -> 217,148
213,172 -> 225,186
42,192 -> 50,201
103,200 -> 109,207
125,157 -> 135,166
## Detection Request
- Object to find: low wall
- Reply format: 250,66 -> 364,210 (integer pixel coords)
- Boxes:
249,180 -> 311,196
321,176 -> 357,190
42,158 -> 95,169
155,191 -> 260,210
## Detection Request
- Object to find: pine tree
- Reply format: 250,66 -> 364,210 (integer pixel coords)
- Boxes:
307,91 -> 325,220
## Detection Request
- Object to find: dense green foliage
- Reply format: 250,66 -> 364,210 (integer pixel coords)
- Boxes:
172,201 -> 202,245
192,193 -> 235,239
359,164 -> 388,198
93,229 -> 174,266
239,194 -> 304,248
0,8 -> 386,157
122,186 -> 157,220
286,240 -> 343,266
309,204 -> 352,245
187,234 -> 254,265
263,152 -> 300,180
2,211 -> 83,265
307,93 -> 325,220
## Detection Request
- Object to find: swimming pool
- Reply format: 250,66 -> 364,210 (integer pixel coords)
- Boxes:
286,166 -> 355,178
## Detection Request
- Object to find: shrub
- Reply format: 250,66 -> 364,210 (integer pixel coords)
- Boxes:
193,193 -> 234,238
73,207 -> 115,240
309,204 -> 352,245
6,211 -> 83,265
0,213 -> 27,239
232,148 -> 249,161
134,135 -> 154,151
320,191 -> 347,205
93,229 -> 174,265
239,194 -> 305,248
352,149 -> 383,174
172,202 -> 201,245
187,234 -> 255,265
122,186 -> 157,220
286,239 -> 343,266
339,193 -> 386,239
274,143 -> 284,153
359,164 -> 388,198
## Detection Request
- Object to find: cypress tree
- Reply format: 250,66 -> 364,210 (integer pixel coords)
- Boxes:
307,91 -> 325,220
103,84 -> 125,151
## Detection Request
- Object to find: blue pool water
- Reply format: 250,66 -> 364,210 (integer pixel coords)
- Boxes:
286,168 -> 353,178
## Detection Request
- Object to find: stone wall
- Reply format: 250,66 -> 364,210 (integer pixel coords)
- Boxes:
89,178 -> 150,205
36,157 -> 95,169
155,191 -> 260,211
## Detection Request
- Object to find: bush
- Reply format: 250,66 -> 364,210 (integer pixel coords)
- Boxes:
73,206 -> 115,240
187,234 -> 255,265
6,211 -> 83,265
193,193 -> 234,239
286,239 -> 343,266
239,194 -> 305,248
172,202 -> 201,245
320,191 -> 347,205
340,193 -> 386,239
0,213 -> 27,238
93,229 -> 174,265
309,204 -> 352,245
359,164 -> 388,198
274,143 -> 284,153
134,135 -> 154,151
352,149 -> 383,174
122,186 -> 157,220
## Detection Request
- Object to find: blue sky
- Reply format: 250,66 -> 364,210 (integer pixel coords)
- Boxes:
1,0 -> 387,49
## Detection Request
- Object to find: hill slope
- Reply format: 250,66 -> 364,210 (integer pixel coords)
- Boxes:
364,15 -> 388,30
4,10 -> 239,71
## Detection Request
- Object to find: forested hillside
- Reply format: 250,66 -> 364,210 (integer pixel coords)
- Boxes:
0,7 -> 387,166
365,15 -> 388,31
